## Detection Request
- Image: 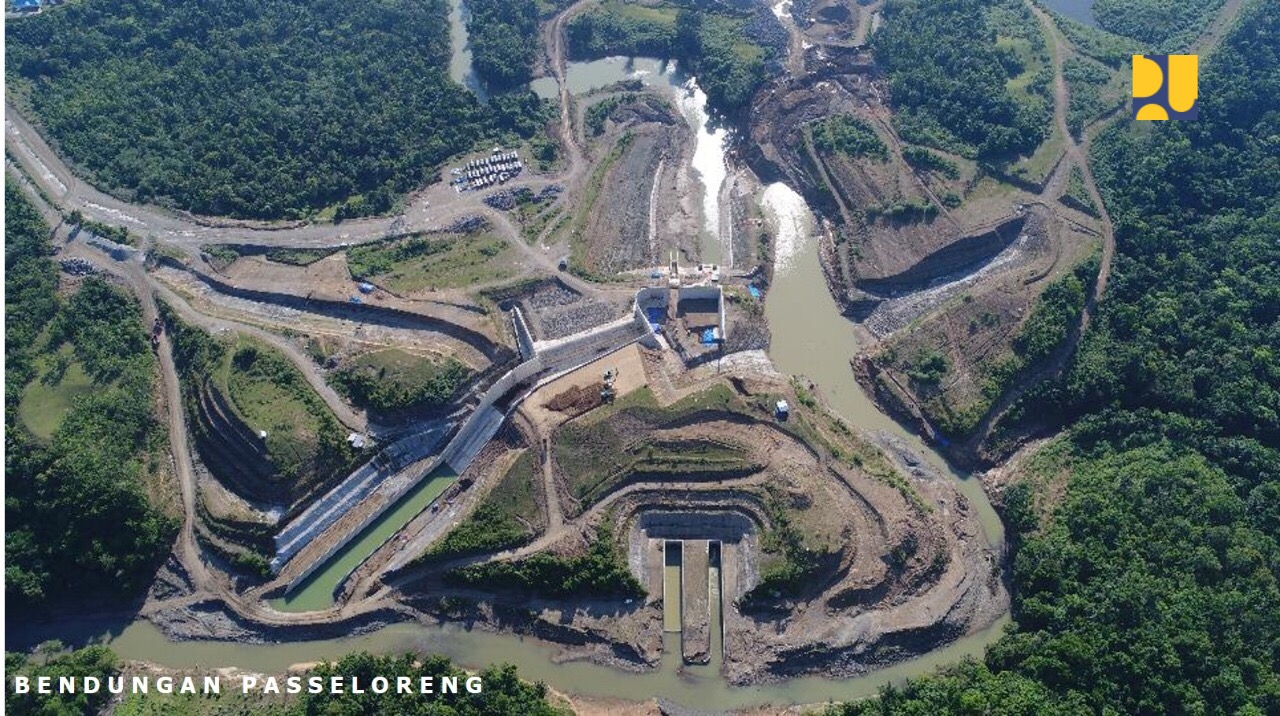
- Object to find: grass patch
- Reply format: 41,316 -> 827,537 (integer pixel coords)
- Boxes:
346,231 -> 513,292
445,522 -> 643,598
201,244 -> 241,271
1062,165 -> 1100,216
331,348 -> 472,414
1063,56 -> 1114,137
219,338 -> 357,493
264,247 -> 337,266
1007,121 -> 1066,188
553,385 -> 751,510
740,482 -> 833,607
18,344 -> 96,440
420,450 -> 541,562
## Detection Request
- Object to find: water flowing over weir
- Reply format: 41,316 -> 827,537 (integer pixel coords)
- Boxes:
14,180 -> 1013,712
674,75 -> 732,266
10,41 -> 1013,706
529,57 -> 735,265
761,182 -> 1005,543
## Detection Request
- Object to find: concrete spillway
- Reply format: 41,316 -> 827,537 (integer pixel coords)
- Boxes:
663,541 -> 683,633
272,312 -> 648,609
681,541 -> 711,663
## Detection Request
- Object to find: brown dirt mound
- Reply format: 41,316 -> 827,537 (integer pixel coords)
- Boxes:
546,382 -> 605,416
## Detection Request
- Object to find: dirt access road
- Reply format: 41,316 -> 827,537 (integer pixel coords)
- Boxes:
4,99 -> 607,299
958,0 -> 1251,458
2,0 -> 624,636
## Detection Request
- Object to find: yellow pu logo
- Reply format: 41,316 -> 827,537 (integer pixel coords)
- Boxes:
1133,54 -> 1198,120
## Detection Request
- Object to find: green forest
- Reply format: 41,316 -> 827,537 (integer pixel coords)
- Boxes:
1092,0 -> 1226,49
468,0 -> 540,89
5,186 -> 178,614
846,4 -> 1280,713
5,0 -> 548,219
872,0 -> 1052,160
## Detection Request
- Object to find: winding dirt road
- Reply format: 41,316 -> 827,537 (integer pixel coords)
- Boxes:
3,0 -> 640,633
961,0 -> 1251,459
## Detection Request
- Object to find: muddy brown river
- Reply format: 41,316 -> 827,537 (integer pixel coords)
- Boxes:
10,45 -> 1013,712
14,180 -> 1011,713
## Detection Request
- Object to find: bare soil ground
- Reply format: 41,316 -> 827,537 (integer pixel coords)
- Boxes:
858,207 -> 1101,438
152,264 -> 499,373
387,350 -> 1006,686
564,89 -> 702,275
523,342 -> 648,433
216,253 -> 503,344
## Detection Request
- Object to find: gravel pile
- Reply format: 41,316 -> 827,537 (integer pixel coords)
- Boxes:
483,185 -> 563,211
447,215 -> 488,233
747,7 -> 790,72
526,281 -> 582,309
537,301 -> 618,340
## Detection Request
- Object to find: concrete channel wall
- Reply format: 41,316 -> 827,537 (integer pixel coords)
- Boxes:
272,428 -> 447,573
442,355 -> 545,471
280,306 -> 648,597
324,334 -> 649,599
633,287 -> 667,349
512,306 -> 536,360
282,357 -> 542,595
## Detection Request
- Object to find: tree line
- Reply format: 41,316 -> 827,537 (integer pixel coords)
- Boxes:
872,0 -> 1051,160
841,4 -> 1280,713
6,0 -> 550,220
5,186 -> 177,615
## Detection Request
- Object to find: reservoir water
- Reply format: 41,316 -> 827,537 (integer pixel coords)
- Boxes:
761,183 -> 1004,544
448,0 -> 487,98
1040,0 -> 1097,28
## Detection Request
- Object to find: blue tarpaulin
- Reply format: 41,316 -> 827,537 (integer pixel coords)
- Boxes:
645,306 -> 664,325
701,328 -> 718,345
748,286 -> 762,299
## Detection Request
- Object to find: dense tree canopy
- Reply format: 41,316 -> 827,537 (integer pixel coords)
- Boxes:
848,5 -> 1280,713
468,0 -> 540,89
1043,4 -> 1280,445
5,188 -> 178,614
5,645 -> 119,716
873,0 -> 1051,159
5,0 -> 548,219
1092,0 -> 1226,49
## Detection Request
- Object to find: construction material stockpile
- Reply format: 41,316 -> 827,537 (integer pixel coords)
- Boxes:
451,149 -> 523,191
